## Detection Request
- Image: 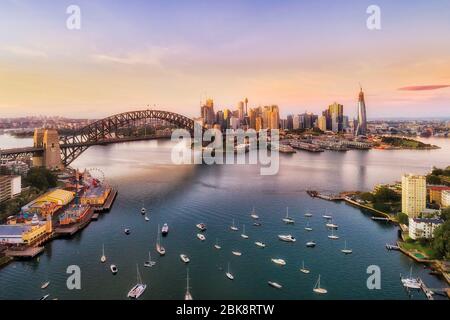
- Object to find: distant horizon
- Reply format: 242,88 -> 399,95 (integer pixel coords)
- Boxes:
1,1 -> 450,118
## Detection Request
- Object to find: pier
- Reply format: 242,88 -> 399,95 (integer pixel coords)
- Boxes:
93,188 -> 118,213
6,246 -> 45,259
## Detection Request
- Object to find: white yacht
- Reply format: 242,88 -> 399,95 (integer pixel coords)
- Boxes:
278,234 -> 296,242
197,233 -> 206,241
341,241 -> 353,254
41,281 -> 50,289
313,275 -> 327,294
225,263 -> 234,280
144,252 -> 156,267
322,210 -> 332,220
100,244 -> 106,263
328,229 -> 339,240
230,219 -> 239,231
185,269 -> 193,300
304,210 -> 313,218
196,223 -> 207,231
271,258 -> 286,266
299,261 -> 310,274
326,218 -> 338,229
214,238 -> 221,250
268,281 -> 282,289
306,241 -> 316,247
127,265 -> 147,299
232,251 -> 242,256
305,222 -> 313,231
144,216 -> 150,222
282,207 -> 295,224
401,267 -> 421,289
255,241 -> 266,248
250,207 -> 259,219
180,254 -> 190,263
241,225 -> 249,239
156,225 -> 166,256
141,202 -> 146,215
110,264 -> 118,275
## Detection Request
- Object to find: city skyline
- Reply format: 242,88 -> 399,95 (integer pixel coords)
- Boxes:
1,0 -> 450,118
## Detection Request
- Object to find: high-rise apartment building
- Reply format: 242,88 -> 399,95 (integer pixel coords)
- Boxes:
355,87 -> 367,136
402,174 -> 427,217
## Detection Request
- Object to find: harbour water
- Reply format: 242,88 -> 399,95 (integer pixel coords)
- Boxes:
0,134 -> 449,300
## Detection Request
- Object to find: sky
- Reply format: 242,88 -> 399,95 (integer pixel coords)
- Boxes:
0,0 -> 449,119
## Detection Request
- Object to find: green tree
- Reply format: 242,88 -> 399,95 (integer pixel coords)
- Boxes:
397,212 -> 409,225
441,207 -> 450,221
426,175 -> 441,185
431,220 -> 450,260
374,187 -> 400,203
24,167 -> 57,191
359,192 -> 375,202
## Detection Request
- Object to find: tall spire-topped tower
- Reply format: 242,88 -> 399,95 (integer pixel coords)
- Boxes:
355,86 -> 367,136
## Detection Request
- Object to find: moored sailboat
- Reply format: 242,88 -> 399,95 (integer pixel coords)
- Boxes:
156,224 -> 166,256
313,275 -> 327,294
127,264 -> 147,299
185,268 -> 193,300
282,207 -> 295,224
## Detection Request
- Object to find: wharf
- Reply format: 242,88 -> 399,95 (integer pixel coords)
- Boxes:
306,190 -> 343,201
54,207 -> 94,237
6,246 -> 45,259
93,189 -> 117,213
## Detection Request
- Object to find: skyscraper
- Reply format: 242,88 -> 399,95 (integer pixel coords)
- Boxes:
328,102 -> 344,133
355,86 -> 367,136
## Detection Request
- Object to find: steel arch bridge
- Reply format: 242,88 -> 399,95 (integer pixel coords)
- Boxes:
1,109 -> 199,167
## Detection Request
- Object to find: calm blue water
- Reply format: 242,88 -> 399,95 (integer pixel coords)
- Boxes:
0,134 -> 449,300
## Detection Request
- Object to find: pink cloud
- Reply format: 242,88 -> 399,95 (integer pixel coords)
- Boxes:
398,85 -> 450,91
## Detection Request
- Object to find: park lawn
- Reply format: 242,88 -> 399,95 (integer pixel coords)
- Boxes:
401,240 -> 437,259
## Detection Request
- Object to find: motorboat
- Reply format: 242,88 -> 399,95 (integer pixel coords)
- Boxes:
161,223 -> 169,236
110,264 -> 118,275
100,244 -> 106,263
196,223 -> 207,231
268,281 -> 282,289
271,258 -> 286,266
278,234 -> 296,242
41,281 -> 50,289
232,251 -> 242,256
214,238 -> 221,250
306,241 -> 316,247
124,228 -> 131,235
180,254 -> 190,263
197,233 -> 206,241
255,241 -> 266,248
225,263 -> 234,280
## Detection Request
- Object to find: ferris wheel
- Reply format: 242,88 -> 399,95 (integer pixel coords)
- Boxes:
86,168 -> 107,185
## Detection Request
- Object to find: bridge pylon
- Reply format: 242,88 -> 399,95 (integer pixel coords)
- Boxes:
33,129 -> 64,170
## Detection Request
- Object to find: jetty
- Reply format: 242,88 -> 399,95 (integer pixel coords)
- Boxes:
6,246 -> 45,259
306,190 -> 343,201
93,188 -> 117,213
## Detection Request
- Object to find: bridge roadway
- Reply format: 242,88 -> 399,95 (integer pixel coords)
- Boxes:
0,134 -> 172,160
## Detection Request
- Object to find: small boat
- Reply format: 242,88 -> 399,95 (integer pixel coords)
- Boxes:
322,210 -> 332,220
232,251 -> 242,256
225,262 -> 234,280
127,265 -> 147,299
253,222 -> 262,227
250,207 -> 259,219
196,223 -> 207,231
230,219 -> 239,231
214,238 -> 221,250
326,218 -> 338,229
144,216 -> 150,222
341,241 -> 353,254
306,241 -> 316,247
278,234 -> 296,242
185,268 -> 193,300
100,244 -> 106,263
304,211 -> 313,218
124,228 -> 131,235
41,281 -> 50,289
241,225 -> 249,239
156,225 -> 166,256
282,207 -> 295,224
268,281 -> 282,289
39,294 -> 50,300
305,222 -> 313,231
197,233 -> 206,241
299,261 -> 310,274
180,254 -> 190,263
271,258 -> 286,266
161,223 -> 169,236
110,264 -> 118,275
141,203 -> 146,215
255,241 -> 266,248
328,229 -> 339,240
144,252 -> 156,267
313,275 -> 327,294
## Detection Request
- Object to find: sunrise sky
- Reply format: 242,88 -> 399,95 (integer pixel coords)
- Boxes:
1,0 -> 449,118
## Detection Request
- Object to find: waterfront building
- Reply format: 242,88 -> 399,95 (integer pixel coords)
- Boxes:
401,174 -> 427,217
0,214 -> 52,245
408,217 -> 443,240
355,87 -> 368,136
428,186 -> 450,206
442,190 -> 450,208
0,175 -> 21,203
59,204 -> 90,226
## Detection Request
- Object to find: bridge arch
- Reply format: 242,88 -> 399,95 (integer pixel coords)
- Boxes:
60,109 -> 199,166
